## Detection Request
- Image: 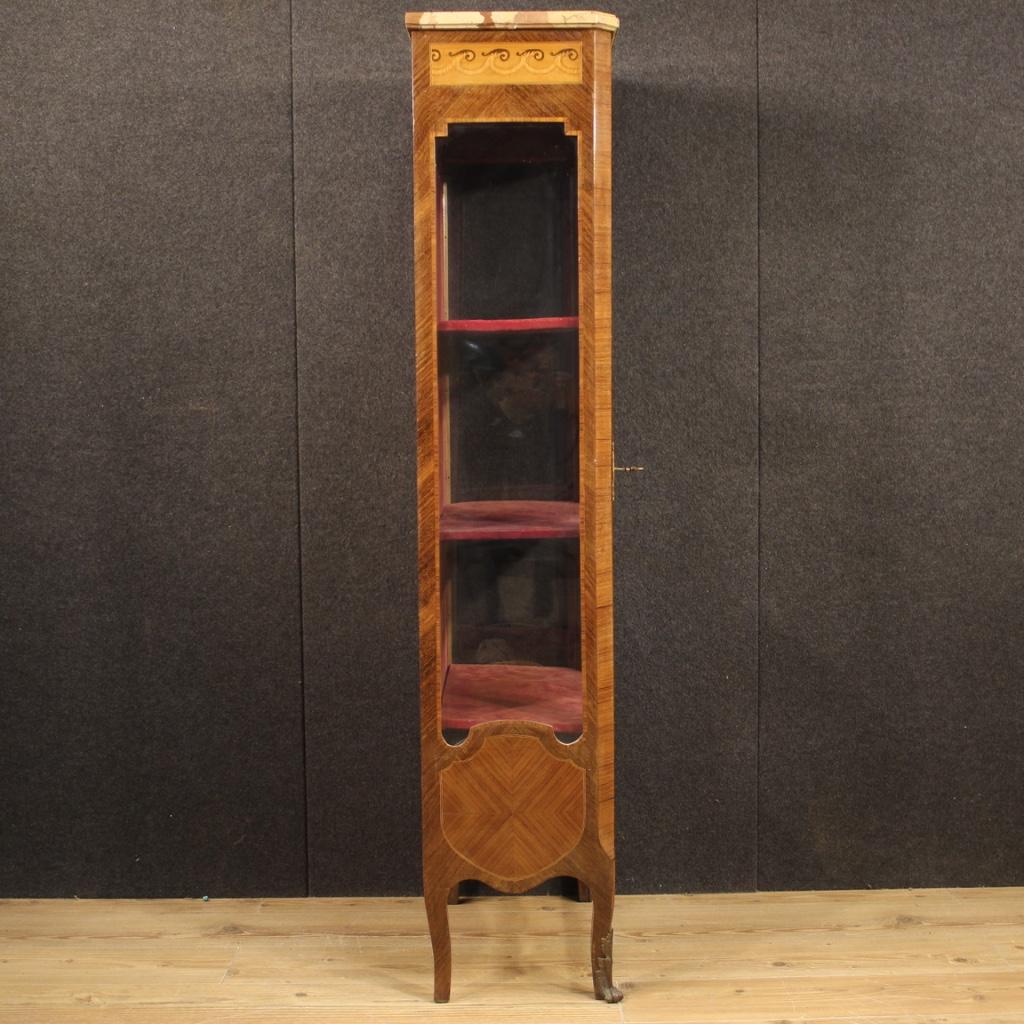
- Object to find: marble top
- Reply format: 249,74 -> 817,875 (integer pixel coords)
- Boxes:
405,11 -> 619,32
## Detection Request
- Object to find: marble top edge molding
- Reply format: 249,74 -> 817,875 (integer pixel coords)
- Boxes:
406,11 -> 619,33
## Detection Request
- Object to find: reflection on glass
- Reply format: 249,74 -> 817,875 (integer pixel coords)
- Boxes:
449,539 -> 580,669
442,330 -> 578,503
436,122 -> 582,743
438,123 -> 577,320
442,539 -> 583,745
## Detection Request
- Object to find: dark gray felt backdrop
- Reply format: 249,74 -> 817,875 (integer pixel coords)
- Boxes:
1,1 -> 1021,897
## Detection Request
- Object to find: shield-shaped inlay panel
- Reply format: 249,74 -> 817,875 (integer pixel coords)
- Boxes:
440,734 -> 585,880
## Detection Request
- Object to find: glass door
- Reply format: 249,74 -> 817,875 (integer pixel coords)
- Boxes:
436,122 -> 582,743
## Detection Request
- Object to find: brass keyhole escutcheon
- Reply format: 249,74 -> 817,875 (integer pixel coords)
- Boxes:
611,444 -> 644,501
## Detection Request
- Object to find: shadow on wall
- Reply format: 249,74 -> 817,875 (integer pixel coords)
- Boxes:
612,73 -> 760,893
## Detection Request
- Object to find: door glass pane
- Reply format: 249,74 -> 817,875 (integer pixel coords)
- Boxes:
438,123 -> 577,320
436,122 -> 582,744
449,539 -> 580,669
442,538 -> 582,744
441,328 -> 578,503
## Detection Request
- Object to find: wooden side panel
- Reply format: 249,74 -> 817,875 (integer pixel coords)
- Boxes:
411,28 -> 444,886
590,28 -> 615,860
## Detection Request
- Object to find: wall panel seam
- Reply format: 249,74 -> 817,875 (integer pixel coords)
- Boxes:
754,0 -> 763,893
287,0 -> 312,899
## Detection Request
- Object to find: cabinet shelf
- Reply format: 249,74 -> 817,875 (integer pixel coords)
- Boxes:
438,316 -> 578,334
442,663 -> 583,734
440,501 -> 579,541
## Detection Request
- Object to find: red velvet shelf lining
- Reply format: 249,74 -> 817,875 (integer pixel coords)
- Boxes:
440,501 -> 579,541
442,663 -> 583,734
438,316 -> 578,333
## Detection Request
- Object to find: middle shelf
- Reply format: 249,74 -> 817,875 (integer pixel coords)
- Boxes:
438,316 -> 579,334
440,500 -> 579,541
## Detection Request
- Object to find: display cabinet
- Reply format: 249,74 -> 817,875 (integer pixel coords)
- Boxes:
406,10 -> 619,1003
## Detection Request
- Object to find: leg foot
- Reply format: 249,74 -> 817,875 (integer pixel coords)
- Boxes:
424,880 -> 452,1002
590,880 -> 622,1002
594,930 -> 623,1002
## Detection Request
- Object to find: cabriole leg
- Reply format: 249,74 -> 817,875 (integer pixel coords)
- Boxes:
424,879 -> 452,1002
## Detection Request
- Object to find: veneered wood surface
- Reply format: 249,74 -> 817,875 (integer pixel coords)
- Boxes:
410,22 -> 616,1001
440,734 -> 585,878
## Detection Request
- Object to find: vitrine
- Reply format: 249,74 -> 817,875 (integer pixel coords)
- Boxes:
406,11 -> 619,1003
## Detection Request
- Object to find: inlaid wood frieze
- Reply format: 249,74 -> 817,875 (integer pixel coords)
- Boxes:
429,42 -> 583,86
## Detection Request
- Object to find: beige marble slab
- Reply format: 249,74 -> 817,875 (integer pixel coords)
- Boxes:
406,11 -> 619,33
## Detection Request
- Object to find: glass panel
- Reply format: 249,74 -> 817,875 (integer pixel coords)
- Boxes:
438,123 -> 577,320
441,329 -> 578,503
442,538 -> 582,744
448,539 -> 580,669
436,122 -> 581,744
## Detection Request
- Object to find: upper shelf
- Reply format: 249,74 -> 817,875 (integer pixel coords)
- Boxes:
441,500 -> 579,541
438,316 -> 578,334
406,11 -> 619,33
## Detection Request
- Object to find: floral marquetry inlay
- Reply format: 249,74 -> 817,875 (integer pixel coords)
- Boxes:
429,43 -> 583,86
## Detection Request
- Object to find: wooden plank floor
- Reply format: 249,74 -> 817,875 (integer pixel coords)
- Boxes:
1,888 -> 1022,1023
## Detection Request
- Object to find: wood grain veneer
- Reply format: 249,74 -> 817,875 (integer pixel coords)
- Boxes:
409,13 -> 617,1004
440,733 -> 585,878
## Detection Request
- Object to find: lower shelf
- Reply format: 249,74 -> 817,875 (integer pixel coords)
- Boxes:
442,663 -> 583,734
